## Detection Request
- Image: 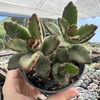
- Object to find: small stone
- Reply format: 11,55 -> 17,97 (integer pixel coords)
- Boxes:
91,69 -> 96,72
87,83 -> 98,91
89,95 -> 96,100
97,77 -> 100,81
83,75 -> 87,79
87,78 -> 91,82
87,73 -> 91,77
83,90 -> 92,95
80,93 -> 90,99
96,88 -> 100,92
89,75 -> 94,79
90,83 -> 98,89
78,80 -> 83,84
76,87 -> 84,93
81,76 -> 85,80
93,79 -> 99,84
84,79 -> 89,85
97,96 -> 100,99
77,96 -> 85,100
93,72 -> 98,78
92,92 -> 98,96
81,83 -> 87,88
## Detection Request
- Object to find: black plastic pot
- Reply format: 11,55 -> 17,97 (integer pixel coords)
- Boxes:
20,63 -> 85,94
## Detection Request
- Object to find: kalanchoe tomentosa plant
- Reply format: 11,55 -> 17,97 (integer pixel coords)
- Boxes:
4,2 -> 97,84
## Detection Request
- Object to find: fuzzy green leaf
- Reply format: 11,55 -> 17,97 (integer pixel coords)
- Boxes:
26,37 -> 40,51
57,48 -> 70,63
52,63 -> 60,74
4,22 -> 30,40
34,53 -> 50,77
67,24 -> 77,36
62,2 -> 77,25
26,37 -> 35,50
59,68 -> 68,76
79,33 -> 95,43
52,63 -> 65,82
5,39 -> 28,52
58,18 -> 69,36
64,63 -> 79,76
67,35 -> 80,41
40,21 -> 46,38
8,53 -> 24,70
44,22 -> 61,36
53,74 -> 65,82
68,45 -> 92,64
66,35 -> 81,44
76,24 -> 97,42
28,14 -> 43,41
42,35 -> 60,56
19,51 -> 40,72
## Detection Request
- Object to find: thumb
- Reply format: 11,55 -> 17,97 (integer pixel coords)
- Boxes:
46,88 -> 79,100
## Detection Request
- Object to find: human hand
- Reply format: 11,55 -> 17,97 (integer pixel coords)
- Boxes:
3,68 -> 40,100
3,69 -> 79,100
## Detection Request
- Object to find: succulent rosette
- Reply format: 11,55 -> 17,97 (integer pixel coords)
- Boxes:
4,2 -> 97,83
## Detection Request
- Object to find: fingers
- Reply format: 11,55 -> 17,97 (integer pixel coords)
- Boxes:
46,88 -> 79,100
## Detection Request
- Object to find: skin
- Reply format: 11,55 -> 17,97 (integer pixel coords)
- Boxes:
3,68 -> 79,100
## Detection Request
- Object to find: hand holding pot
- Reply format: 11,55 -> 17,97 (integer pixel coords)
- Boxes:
3,69 -> 79,100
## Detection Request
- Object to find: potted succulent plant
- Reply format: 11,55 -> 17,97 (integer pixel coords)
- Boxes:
4,2 -> 97,94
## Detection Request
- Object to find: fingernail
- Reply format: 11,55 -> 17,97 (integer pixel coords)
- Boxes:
70,92 -> 79,98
